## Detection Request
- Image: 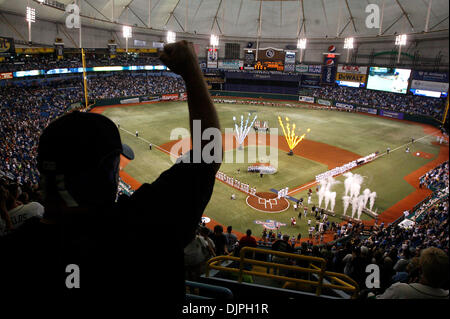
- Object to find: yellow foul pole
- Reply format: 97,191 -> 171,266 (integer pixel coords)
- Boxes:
442,95 -> 449,124
81,48 -> 89,110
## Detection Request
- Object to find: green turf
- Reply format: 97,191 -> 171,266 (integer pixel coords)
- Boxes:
101,101 -> 442,238
219,146 -> 327,191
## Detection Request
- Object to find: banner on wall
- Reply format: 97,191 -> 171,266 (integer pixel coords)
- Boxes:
337,65 -> 368,74
0,37 -> 15,55
284,51 -> 296,64
335,65 -> 368,87
379,109 -> 404,120
301,74 -> 321,87
299,96 -> 315,103
410,80 -> 449,92
335,102 -> 355,110
244,50 -> 255,69
358,107 -> 378,115
295,64 -> 322,74
284,64 -> 295,72
0,72 -> 13,79
257,47 -> 285,62
161,93 -> 179,101
317,99 -> 332,106
412,71 -> 448,83
308,65 -> 322,74
296,65 -> 309,73
218,60 -> 243,70
321,46 -> 339,84
207,48 -> 218,68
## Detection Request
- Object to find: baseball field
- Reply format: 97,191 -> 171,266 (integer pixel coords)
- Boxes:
92,100 -> 448,241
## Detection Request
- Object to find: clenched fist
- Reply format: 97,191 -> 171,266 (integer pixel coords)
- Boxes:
159,40 -> 199,79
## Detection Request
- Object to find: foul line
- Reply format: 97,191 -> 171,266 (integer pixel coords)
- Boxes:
119,126 -> 178,158
287,129 -> 442,196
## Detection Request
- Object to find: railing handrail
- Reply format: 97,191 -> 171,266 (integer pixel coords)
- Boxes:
205,247 -> 359,299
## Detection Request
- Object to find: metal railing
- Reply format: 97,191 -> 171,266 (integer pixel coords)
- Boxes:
205,247 -> 359,298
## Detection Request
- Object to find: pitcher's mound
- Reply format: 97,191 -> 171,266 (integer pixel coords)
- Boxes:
246,192 -> 290,213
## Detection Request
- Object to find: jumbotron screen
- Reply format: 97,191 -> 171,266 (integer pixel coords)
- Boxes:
367,67 -> 411,94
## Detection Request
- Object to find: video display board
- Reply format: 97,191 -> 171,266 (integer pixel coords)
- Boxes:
367,67 -> 411,94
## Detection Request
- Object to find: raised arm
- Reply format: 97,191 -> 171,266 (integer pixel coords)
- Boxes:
159,40 -> 221,172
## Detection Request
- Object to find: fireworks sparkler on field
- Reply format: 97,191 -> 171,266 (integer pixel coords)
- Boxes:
278,116 -> 310,155
233,113 -> 257,149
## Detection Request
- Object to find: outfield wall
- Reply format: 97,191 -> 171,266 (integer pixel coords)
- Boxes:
87,90 -> 443,128
209,90 -> 444,128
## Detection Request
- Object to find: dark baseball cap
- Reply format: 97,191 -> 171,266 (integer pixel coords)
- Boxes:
37,111 -> 134,174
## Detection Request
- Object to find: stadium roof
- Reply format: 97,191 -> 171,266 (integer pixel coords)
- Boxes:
0,0 -> 449,41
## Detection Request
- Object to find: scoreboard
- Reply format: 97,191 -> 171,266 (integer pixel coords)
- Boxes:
254,61 -> 284,71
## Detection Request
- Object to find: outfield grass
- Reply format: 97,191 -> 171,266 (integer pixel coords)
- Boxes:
101,101 -> 441,238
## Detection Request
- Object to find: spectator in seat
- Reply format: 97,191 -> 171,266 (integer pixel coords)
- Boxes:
184,227 -> 215,280
238,229 -> 258,250
270,235 -> 294,276
5,189 -> 44,230
0,187 -> 13,236
209,224 -> 228,256
224,225 -> 238,254
377,247 -> 449,299
0,40 -> 222,310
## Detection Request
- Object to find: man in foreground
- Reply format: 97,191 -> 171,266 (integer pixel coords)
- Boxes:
1,41 -> 222,307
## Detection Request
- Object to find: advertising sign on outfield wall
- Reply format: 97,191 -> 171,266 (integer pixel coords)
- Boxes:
120,97 -> 140,104
358,107 -> 378,115
317,99 -> 332,106
144,96 -> 161,102
299,96 -> 315,103
161,93 -> 179,101
379,109 -> 404,120
335,102 -> 355,109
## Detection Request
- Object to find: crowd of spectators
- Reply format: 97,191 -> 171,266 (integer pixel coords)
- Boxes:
87,73 -> 185,99
309,86 -> 446,119
0,176 -> 43,236
420,161 -> 449,191
0,83 -> 81,186
0,72 -> 185,186
0,54 -> 161,72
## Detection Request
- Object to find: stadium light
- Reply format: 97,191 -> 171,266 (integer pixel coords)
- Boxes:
344,37 -> 354,63
210,34 -> 219,47
26,6 -> 35,23
122,26 -> 132,52
395,34 -> 407,63
26,6 -> 36,43
166,31 -> 176,44
122,25 -> 132,38
297,38 -> 307,63
395,34 -> 407,46
344,37 -> 354,49
297,38 -> 307,49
